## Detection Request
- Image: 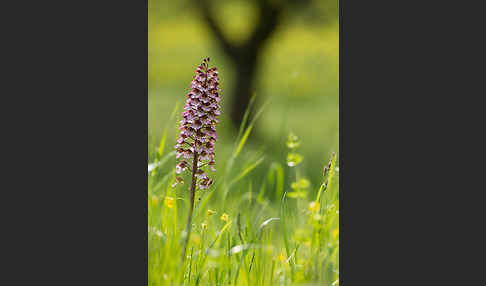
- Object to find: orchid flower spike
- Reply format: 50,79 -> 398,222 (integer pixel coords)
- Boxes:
173,57 -> 221,190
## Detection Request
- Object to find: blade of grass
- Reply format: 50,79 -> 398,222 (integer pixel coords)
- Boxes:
316,152 -> 336,203
280,191 -> 295,281
229,157 -> 265,186
235,93 -> 257,145
229,99 -> 270,165
157,129 -> 167,160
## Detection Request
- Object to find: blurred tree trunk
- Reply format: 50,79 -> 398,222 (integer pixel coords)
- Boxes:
232,54 -> 257,129
194,0 -> 283,130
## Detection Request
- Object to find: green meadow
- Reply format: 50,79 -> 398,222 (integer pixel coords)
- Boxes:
149,5 -> 338,286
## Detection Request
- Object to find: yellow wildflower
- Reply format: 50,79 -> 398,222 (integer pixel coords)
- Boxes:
308,201 -> 319,212
313,213 -> 322,221
207,209 -> 217,216
164,196 -> 174,209
191,233 -> 201,245
220,213 -> 230,222
333,227 -> 339,239
277,251 -> 287,263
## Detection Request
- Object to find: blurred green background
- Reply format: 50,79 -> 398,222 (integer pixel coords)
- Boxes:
149,0 -> 338,190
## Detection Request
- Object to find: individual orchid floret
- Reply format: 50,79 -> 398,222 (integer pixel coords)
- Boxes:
171,176 -> 184,188
176,161 -> 189,174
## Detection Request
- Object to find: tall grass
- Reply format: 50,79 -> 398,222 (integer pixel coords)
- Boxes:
148,105 -> 339,286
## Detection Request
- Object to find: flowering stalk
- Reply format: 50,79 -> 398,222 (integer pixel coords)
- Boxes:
174,57 -> 221,262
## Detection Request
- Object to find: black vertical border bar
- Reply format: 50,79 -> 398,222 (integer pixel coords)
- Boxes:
2,0 -> 151,283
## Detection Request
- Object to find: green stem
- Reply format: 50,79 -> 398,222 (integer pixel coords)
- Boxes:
181,152 -> 199,263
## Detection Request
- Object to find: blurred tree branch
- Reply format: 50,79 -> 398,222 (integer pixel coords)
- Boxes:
195,0 -> 240,58
193,0 -> 313,130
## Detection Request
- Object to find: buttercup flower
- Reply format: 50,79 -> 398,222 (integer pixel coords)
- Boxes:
220,213 -> 230,222
308,201 -> 319,212
164,197 -> 175,209
277,251 -> 287,263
